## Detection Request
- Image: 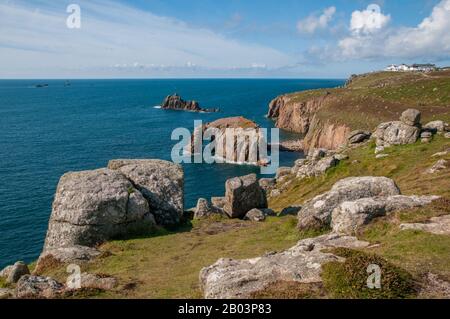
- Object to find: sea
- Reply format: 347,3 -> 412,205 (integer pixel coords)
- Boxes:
0,78 -> 344,268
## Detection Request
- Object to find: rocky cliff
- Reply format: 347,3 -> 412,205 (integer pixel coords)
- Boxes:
267,71 -> 450,151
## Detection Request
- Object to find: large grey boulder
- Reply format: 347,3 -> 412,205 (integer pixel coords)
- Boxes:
298,177 -> 401,230
6,261 -> 30,284
15,275 -> 64,299
108,159 -> 184,226
244,209 -> 267,222
44,168 -> 153,250
224,174 -> 267,218
200,234 -> 369,299
374,121 -> 421,147
331,195 -> 439,235
400,109 -> 421,126
194,198 -> 223,219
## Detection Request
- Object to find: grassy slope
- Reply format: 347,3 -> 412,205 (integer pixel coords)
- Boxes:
35,136 -> 449,299
285,71 -> 450,131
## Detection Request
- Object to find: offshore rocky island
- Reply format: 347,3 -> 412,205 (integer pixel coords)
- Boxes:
1,71 -> 449,299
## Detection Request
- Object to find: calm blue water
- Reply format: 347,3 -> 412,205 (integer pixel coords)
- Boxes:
0,79 -> 344,268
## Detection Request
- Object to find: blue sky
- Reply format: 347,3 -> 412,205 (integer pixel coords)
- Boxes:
1,0 -> 449,78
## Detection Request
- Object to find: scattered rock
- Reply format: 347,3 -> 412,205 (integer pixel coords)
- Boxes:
16,275 -> 64,299
445,132 -> 450,139
224,174 -> 267,218
279,206 -> 302,216
35,246 -> 101,274
423,120 -> 449,134
334,154 -> 349,161
108,159 -> 184,226
200,234 -> 369,299
400,109 -> 421,126
419,273 -> 450,299
294,155 -> 340,179
44,168 -> 154,250
211,197 -> 226,210
0,288 -> 14,299
376,154 -> 389,159
194,198 -> 222,219
431,149 -> 449,157
298,177 -> 400,231
374,121 -> 421,147
375,146 -> 385,154
307,148 -> 327,161
0,265 -> 13,278
244,209 -> 267,222
400,215 -> 450,235
347,130 -> 371,144
421,131 -> 433,138
425,159 -> 448,174
331,195 -> 439,235
6,261 -> 30,284
276,167 -> 292,179
78,273 -> 117,291
258,178 -> 276,193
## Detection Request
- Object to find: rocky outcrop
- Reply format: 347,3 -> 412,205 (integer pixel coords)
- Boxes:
297,177 -> 401,231
291,155 -> 340,179
347,130 -> 371,145
4,261 -> 30,284
161,94 -> 218,113
425,159 -> 448,174
108,159 -> 184,226
373,109 -> 421,149
200,234 -> 369,299
15,275 -> 64,299
331,195 -> 439,235
400,215 -> 450,235
44,159 -> 184,251
186,117 -> 269,166
423,120 -> 449,134
35,246 -> 101,274
224,174 -> 267,218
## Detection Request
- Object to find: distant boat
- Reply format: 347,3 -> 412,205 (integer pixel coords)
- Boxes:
35,84 -> 49,88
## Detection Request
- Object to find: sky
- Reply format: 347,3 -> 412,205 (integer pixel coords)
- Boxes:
1,0 -> 450,78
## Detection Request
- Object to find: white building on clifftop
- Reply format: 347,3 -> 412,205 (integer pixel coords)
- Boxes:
385,63 -> 437,72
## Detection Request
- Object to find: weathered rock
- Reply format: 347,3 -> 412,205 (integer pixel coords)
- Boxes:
376,154 -> 389,159
0,288 -> 14,299
161,94 -> 218,113
211,197 -> 226,209
78,273 -> 117,291
224,174 -> 267,218
279,206 -> 302,216
35,246 -> 101,274
400,215 -> 450,235
244,209 -> 267,222
298,177 -> 401,230
421,131 -> 432,138
108,159 -> 184,226
375,146 -> 385,154
426,159 -> 448,174
400,109 -> 421,126
6,261 -> 30,284
423,120 -> 448,134
374,121 -> 421,147
348,130 -> 371,144
16,275 -> 64,299
200,234 -> 369,299
258,178 -> 276,193
194,198 -> 222,219
445,132 -> 450,139
334,154 -> 349,161
331,195 -> 439,235
432,149 -> 449,157
307,148 -> 327,161
44,168 -> 153,251
276,167 -> 292,180
0,265 -> 13,278
296,156 -> 340,178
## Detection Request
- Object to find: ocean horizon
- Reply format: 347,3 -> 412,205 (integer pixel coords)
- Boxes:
0,78 -> 344,268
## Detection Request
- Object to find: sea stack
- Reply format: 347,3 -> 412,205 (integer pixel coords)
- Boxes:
161,94 -> 219,113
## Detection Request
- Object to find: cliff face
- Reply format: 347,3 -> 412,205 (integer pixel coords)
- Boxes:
267,94 -> 350,150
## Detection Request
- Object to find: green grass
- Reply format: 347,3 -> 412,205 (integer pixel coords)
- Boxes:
39,215 -> 320,298
0,277 -> 8,289
321,248 -> 416,299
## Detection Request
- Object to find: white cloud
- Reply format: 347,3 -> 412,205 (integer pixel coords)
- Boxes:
350,4 -> 390,35
337,0 -> 450,60
0,0 -> 295,78
297,6 -> 336,34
